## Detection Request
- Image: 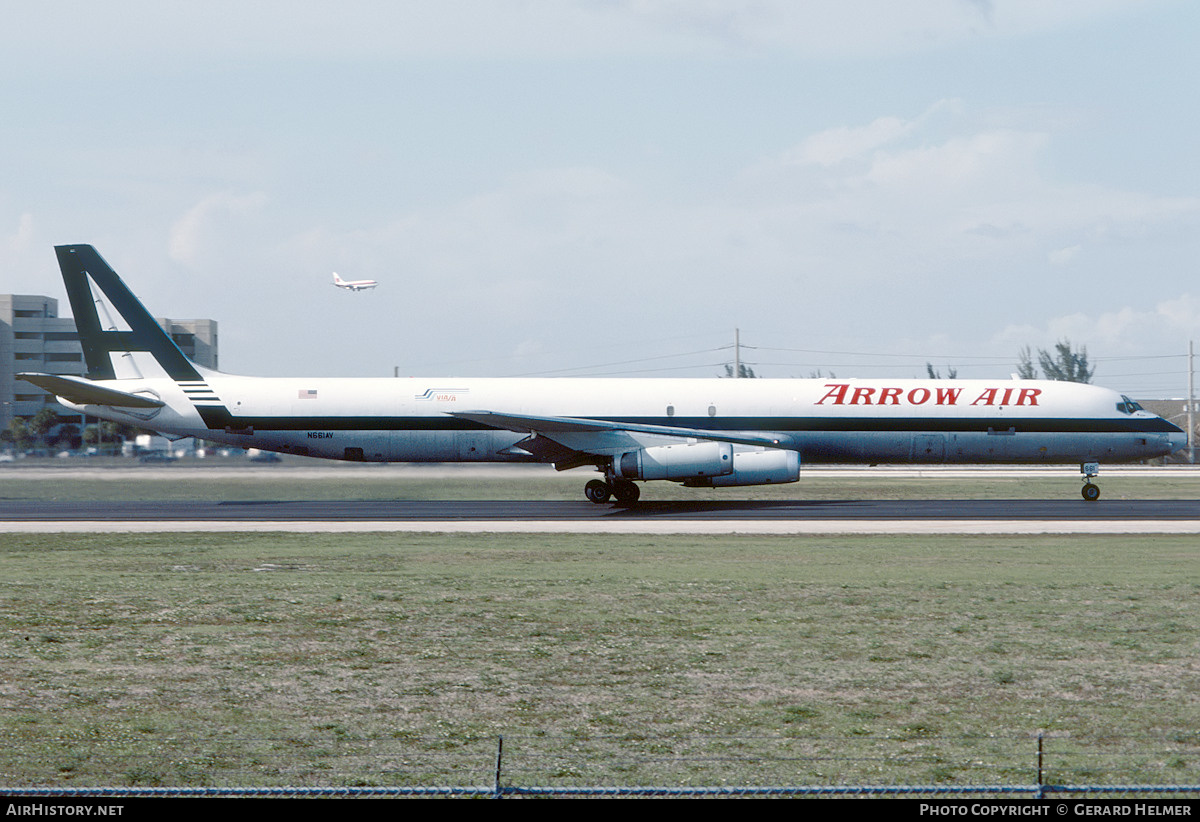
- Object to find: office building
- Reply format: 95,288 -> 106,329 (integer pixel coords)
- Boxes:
0,293 -> 216,428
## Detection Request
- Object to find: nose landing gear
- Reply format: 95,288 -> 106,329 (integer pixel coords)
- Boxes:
1081,462 -> 1101,502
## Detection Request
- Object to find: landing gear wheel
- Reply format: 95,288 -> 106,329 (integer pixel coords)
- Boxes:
585,479 -> 611,504
611,479 -> 641,505
1081,482 -> 1100,502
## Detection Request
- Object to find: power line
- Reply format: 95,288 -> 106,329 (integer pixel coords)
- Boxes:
484,330 -> 1198,381
538,362 -> 732,378
755,345 -> 1016,361
506,348 -> 725,377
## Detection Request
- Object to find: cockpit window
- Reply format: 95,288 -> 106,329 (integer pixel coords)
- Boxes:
1116,395 -> 1143,414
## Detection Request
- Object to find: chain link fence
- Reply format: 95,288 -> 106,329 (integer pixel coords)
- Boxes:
2,730 -> 1199,798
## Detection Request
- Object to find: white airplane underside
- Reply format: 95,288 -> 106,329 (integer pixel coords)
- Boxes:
20,245 -> 1188,503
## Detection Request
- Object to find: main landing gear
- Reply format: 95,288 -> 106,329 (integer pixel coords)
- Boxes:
584,478 -> 640,505
1080,462 -> 1101,502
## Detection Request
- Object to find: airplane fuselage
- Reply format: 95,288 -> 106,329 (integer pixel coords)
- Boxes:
332,273 -> 377,291
67,374 -> 1183,466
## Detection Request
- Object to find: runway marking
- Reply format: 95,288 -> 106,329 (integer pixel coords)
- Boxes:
4,520 -> 1200,534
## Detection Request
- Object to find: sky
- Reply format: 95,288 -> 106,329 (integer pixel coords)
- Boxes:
2,0 -> 1199,396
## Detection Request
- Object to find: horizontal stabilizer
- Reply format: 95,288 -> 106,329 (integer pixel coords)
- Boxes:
17,372 -> 165,409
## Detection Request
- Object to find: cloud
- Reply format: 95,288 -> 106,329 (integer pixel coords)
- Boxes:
877,130 -> 1041,186
778,116 -> 917,168
168,192 -> 268,270
1,1 -> 1153,63
5,213 -> 33,253
1048,244 -> 1081,265
0,213 -> 42,284
280,100 -> 1200,365
994,295 -> 1200,354
740,100 -> 1200,289
597,0 -> 1146,56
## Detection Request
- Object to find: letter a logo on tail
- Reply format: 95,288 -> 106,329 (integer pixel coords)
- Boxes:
55,245 -> 203,382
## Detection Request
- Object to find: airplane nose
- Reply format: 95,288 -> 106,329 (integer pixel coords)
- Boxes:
1163,416 -> 1190,453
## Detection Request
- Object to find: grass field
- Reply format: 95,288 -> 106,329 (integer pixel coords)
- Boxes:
2,527 -> 1198,789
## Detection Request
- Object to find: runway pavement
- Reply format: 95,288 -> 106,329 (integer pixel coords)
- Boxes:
4,498 -> 1200,534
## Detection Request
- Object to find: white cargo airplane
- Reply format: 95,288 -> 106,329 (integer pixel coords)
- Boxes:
19,245 -> 1186,503
332,272 -> 377,291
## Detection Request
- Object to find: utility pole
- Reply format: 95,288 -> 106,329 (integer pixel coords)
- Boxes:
1190,340 -> 1195,464
734,328 -> 741,379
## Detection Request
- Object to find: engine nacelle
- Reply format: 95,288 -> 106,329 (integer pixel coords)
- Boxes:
684,448 -> 800,487
614,441 -> 734,481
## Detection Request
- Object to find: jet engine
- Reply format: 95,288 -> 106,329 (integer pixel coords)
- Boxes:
613,441 -> 734,481
612,443 -> 800,486
698,447 -> 800,487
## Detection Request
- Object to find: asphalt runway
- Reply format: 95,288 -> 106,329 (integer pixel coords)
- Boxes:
4,498 -> 1200,534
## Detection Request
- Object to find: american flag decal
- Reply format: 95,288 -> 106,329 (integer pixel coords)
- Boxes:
299,389 -> 318,399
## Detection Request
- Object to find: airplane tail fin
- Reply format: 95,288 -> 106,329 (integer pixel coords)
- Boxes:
55,245 -> 205,382
332,272 -> 344,285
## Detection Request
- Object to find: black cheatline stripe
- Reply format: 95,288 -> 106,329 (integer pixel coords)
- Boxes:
194,408 -> 1180,435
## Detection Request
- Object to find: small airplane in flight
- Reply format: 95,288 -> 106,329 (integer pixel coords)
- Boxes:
332,272 -> 378,291
19,246 -> 1188,504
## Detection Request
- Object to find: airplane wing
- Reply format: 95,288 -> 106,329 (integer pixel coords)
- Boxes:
449,409 -> 790,465
17,372 -> 166,409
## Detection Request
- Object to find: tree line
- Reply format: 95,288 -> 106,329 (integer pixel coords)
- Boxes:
927,339 -> 1094,383
724,339 -> 1095,383
2,408 -> 137,454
